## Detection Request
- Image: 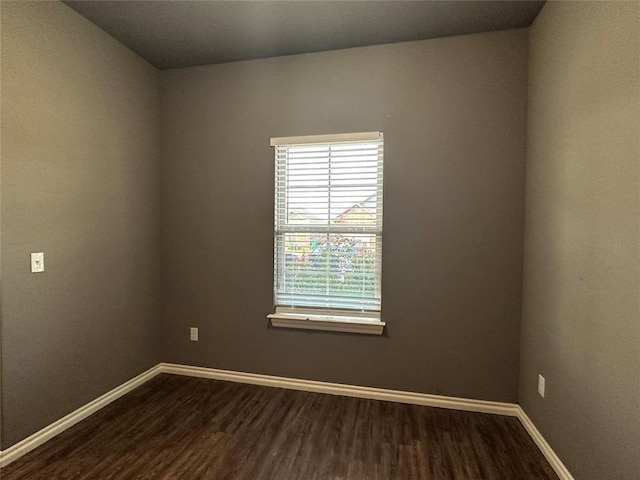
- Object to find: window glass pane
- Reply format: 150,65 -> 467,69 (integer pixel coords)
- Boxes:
276,232 -> 380,309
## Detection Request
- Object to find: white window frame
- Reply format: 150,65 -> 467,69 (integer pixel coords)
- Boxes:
267,132 -> 385,335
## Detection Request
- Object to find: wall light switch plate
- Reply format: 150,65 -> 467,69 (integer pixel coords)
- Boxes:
538,374 -> 545,398
190,327 -> 199,342
31,252 -> 45,273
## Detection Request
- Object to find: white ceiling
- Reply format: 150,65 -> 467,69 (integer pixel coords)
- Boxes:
64,1 -> 545,70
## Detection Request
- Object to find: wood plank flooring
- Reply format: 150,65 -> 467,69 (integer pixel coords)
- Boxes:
2,374 -> 558,480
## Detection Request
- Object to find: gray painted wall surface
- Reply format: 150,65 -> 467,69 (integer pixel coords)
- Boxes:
1,1 -> 162,448
519,2 -> 640,479
160,29 -> 529,403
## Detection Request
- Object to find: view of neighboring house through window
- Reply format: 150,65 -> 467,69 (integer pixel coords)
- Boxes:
271,132 -> 383,315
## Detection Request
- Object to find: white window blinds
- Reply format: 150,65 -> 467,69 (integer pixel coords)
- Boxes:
272,132 -> 383,312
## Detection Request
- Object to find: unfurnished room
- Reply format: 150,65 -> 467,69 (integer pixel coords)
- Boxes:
0,1 -> 638,479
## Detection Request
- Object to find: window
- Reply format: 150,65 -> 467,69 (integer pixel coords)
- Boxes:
267,132 -> 385,335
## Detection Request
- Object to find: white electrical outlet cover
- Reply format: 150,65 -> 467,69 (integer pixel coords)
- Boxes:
538,374 -> 545,398
31,252 -> 45,273
190,327 -> 199,341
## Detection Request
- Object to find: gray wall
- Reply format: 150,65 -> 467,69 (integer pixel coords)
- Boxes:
519,2 -> 640,479
160,29 -> 529,403
0,1 -> 162,448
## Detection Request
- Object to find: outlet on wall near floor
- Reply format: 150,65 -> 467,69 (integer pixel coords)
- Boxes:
538,374 -> 545,398
190,327 -> 199,342
31,252 -> 45,273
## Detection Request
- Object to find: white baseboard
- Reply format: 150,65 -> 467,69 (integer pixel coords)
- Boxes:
516,407 -> 575,480
0,364 -> 163,468
0,361 -> 574,480
160,362 -> 521,417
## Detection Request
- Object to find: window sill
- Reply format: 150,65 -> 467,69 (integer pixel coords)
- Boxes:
267,310 -> 385,335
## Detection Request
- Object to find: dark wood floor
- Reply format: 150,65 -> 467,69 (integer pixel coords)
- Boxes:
2,374 -> 558,480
